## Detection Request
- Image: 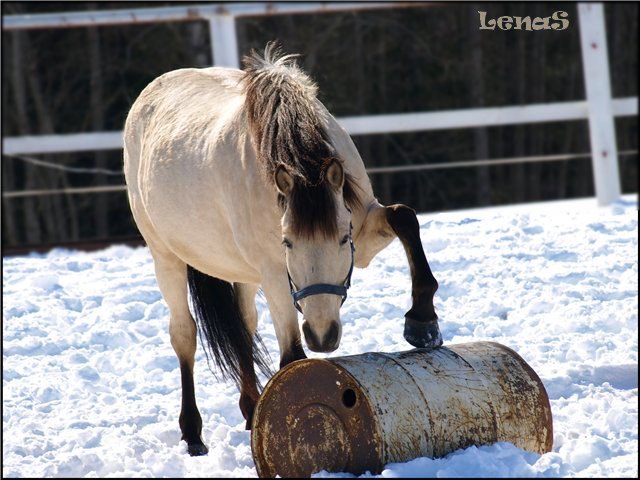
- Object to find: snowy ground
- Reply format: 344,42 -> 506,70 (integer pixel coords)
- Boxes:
2,195 -> 638,478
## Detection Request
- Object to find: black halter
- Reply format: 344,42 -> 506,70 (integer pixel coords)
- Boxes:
286,222 -> 355,314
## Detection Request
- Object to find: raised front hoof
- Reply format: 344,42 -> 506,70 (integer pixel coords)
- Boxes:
187,442 -> 209,456
404,317 -> 443,349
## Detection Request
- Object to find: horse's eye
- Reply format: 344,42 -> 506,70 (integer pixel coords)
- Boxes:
340,235 -> 350,246
282,238 -> 292,249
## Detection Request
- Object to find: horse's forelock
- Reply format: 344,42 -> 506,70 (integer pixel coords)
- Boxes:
278,171 -> 364,241
287,182 -> 338,240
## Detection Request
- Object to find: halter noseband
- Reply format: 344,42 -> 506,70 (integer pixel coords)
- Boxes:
286,222 -> 355,314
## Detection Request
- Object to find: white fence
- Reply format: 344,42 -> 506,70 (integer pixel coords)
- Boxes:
2,2 -> 637,206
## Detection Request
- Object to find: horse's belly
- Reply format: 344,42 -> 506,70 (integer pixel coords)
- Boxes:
145,194 -> 263,284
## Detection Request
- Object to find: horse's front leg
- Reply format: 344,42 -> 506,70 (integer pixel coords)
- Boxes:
261,270 -> 307,369
386,204 -> 442,347
355,203 -> 442,348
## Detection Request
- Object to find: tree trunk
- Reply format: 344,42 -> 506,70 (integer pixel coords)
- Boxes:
469,5 -> 491,206
88,12 -> 109,238
11,29 -> 42,244
557,31 -> 580,199
529,5 -> 546,201
1,164 -> 20,245
26,47 -> 71,243
377,29 -> 392,204
3,31 -> 29,245
514,32 -> 527,202
354,12 -> 374,192
190,20 -> 210,67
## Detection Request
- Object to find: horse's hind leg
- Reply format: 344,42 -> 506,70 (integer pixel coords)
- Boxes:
234,283 -> 261,430
355,203 -> 442,348
151,251 -> 208,456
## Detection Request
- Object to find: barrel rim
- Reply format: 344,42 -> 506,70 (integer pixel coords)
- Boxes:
251,357 -> 384,477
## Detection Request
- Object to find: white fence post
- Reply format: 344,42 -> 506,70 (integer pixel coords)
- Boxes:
578,2 -> 621,206
208,13 -> 239,68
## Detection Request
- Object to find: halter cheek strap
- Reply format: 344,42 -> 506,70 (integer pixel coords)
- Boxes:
286,223 -> 355,314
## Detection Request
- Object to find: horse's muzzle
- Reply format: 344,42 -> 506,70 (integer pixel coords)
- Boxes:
302,320 -> 340,352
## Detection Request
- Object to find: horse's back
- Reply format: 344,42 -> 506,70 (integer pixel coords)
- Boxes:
124,66 -> 243,171
124,67 -> 244,161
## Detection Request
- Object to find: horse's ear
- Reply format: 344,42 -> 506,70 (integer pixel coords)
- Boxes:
275,165 -> 294,196
326,159 -> 344,191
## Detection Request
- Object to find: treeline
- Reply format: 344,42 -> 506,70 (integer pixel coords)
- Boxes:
1,1 -> 638,248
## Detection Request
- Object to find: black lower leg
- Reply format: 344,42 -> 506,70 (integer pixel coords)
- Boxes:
178,361 -> 208,456
279,340 -> 307,369
386,204 -> 442,348
239,356 -> 260,431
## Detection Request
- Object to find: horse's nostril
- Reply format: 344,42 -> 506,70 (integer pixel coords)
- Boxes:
302,321 -> 340,352
302,321 -> 313,340
302,321 -> 319,351
326,322 -> 340,348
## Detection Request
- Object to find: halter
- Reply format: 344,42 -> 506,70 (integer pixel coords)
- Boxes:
286,222 -> 355,314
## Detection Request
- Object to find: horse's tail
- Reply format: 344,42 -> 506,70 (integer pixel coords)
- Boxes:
186,265 -> 273,389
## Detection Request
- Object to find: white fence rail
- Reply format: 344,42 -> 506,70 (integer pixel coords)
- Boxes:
2,2 -> 637,206
3,98 -> 638,156
1,2 -> 407,29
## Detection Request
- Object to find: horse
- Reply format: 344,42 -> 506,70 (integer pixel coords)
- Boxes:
123,42 -> 441,456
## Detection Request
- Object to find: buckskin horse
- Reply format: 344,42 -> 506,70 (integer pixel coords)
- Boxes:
123,42 -> 441,455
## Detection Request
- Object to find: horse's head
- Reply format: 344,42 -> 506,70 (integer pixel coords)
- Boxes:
275,159 -> 354,353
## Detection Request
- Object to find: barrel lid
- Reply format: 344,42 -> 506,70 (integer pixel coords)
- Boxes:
251,358 -> 382,478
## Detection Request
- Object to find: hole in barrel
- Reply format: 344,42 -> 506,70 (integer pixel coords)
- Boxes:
342,388 -> 357,408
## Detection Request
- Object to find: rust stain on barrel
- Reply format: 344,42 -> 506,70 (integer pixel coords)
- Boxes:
251,341 -> 553,478
491,342 -> 553,453
251,359 -> 383,477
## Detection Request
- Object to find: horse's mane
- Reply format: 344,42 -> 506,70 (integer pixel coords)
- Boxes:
241,42 -> 362,239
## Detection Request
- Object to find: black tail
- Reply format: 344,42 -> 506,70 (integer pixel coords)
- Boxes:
187,266 -> 273,389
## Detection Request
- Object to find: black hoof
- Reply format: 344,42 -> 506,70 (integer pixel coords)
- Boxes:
187,442 -> 209,456
404,317 -> 443,348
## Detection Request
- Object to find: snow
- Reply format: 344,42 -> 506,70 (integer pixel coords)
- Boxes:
2,195 -> 638,478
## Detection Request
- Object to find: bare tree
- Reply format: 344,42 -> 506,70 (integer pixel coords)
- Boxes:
88,3 -> 109,238
469,5 -> 491,206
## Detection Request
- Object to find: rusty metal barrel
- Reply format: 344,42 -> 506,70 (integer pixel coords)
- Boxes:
251,341 -> 553,478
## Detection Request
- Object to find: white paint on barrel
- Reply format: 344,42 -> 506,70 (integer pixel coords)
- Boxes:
333,348 -> 500,463
251,341 -> 553,477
